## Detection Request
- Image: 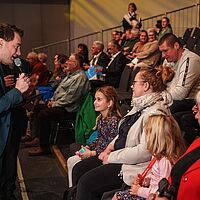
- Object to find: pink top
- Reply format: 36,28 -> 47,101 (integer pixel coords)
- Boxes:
137,157 -> 172,198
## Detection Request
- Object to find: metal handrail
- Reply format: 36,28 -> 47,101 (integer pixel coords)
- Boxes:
33,39 -> 69,50
70,31 -> 101,42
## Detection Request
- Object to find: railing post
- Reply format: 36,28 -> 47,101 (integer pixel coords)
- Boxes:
101,29 -> 104,44
197,0 -> 200,27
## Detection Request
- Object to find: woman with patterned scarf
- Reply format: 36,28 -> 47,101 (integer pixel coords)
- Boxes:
72,64 -> 175,200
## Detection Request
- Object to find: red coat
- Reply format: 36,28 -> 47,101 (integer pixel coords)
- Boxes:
173,138 -> 200,200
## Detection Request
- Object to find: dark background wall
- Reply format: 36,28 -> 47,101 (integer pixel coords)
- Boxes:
0,0 -> 70,63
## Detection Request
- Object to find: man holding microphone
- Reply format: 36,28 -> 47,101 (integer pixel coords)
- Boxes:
0,22 -> 30,200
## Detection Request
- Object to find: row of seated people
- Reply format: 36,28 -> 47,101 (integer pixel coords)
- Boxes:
21,29 -> 156,149
64,33 -> 200,200
22,53 -> 91,155
19,5 -> 199,199
14,31 -> 200,200
22,32 -> 200,154
4,32 -> 199,199
21,34 -> 199,199
85,32 -> 199,112
65,65 -> 200,200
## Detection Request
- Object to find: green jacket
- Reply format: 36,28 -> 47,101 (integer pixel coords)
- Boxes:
75,92 -> 96,142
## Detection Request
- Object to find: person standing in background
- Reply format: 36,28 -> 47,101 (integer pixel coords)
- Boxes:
122,2 -> 141,32
158,17 -> 173,41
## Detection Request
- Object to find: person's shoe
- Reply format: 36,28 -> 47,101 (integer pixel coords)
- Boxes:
28,147 -> 51,156
24,137 -> 40,147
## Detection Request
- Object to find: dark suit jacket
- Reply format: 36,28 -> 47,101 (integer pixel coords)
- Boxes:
104,52 -> 127,88
0,65 -> 23,156
97,52 -> 110,68
96,52 -> 110,69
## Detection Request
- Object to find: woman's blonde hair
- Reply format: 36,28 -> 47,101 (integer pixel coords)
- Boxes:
145,114 -> 186,162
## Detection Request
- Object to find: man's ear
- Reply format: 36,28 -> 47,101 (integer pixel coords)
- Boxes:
174,42 -> 180,50
144,81 -> 150,92
0,38 -> 4,48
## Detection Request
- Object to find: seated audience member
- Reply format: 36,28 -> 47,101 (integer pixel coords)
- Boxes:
128,28 -> 161,67
36,54 -> 69,104
48,53 -> 68,90
37,52 -> 48,66
27,53 -> 90,156
155,19 -> 162,35
159,33 -> 200,114
26,51 -> 49,86
155,90 -> 200,200
122,28 -> 139,56
71,64 -> 174,200
102,39 -> 127,88
84,40 -> 110,70
127,29 -> 148,59
115,31 -> 124,47
112,114 -> 185,200
67,86 -> 122,187
122,2 -> 141,32
77,43 -> 89,65
111,30 -> 118,40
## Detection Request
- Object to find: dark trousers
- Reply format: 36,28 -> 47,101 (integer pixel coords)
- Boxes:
170,99 -> 195,114
0,108 -> 27,199
72,156 -> 123,200
32,104 -> 69,147
173,111 -> 200,145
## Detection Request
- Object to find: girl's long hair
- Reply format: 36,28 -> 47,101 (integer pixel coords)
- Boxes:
96,86 -> 122,119
145,115 -> 186,163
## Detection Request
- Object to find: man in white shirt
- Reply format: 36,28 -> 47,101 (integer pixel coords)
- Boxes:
159,33 -> 200,114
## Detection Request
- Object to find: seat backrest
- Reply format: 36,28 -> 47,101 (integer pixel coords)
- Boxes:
186,37 -> 197,51
117,65 -> 133,92
193,39 -> 200,56
75,91 -> 96,143
181,28 -> 193,45
191,27 -> 200,41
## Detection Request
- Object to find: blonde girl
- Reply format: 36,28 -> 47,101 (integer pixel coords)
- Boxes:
113,114 -> 186,200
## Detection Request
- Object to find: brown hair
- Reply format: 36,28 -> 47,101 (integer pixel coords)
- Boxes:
158,33 -> 182,48
138,65 -> 174,92
96,86 -> 122,119
129,3 -> 137,11
0,22 -> 24,41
